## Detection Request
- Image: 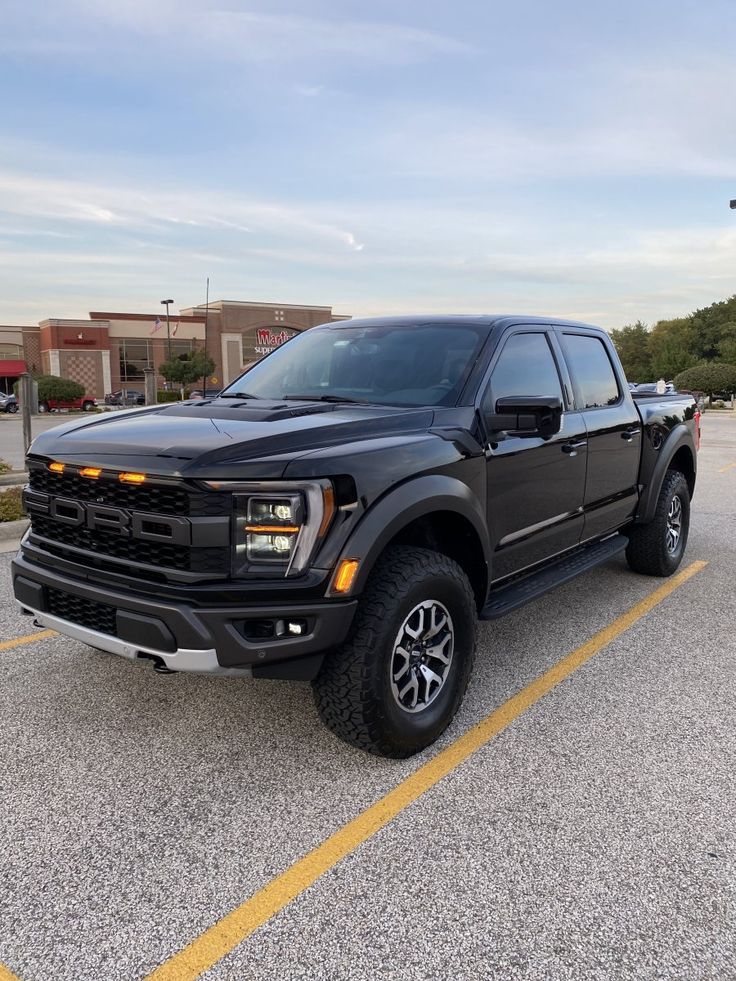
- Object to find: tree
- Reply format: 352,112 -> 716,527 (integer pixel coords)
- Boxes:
159,349 -> 215,396
716,322 -> 736,364
647,317 -> 698,379
609,321 -> 654,382
674,362 -> 736,401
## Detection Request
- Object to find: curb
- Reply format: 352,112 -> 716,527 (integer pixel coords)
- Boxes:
0,472 -> 28,487
0,518 -> 29,542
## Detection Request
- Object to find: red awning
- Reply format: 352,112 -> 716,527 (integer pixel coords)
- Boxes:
0,360 -> 26,375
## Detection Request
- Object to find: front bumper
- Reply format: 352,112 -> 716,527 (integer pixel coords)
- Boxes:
12,552 -> 358,680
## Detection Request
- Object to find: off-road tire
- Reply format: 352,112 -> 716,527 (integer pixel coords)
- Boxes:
313,546 -> 477,758
626,469 -> 690,577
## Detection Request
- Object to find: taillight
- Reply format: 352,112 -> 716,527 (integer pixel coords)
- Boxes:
694,409 -> 701,451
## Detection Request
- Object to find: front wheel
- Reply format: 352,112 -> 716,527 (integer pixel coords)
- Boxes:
313,546 -> 477,758
626,469 -> 690,576
37,401 -> 49,413
5,403 -> 18,414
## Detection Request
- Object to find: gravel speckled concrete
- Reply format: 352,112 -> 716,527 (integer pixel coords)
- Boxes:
0,414 -> 734,980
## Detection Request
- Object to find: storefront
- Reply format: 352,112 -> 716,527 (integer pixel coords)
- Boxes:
0,299 -> 350,398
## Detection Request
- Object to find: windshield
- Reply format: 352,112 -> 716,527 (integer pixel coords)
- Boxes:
221,323 -> 488,406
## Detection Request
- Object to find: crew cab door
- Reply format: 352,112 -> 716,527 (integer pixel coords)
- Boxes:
557,330 -> 641,540
481,329 -> 587,582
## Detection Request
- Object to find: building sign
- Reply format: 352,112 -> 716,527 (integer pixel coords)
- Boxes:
254,328 -> 295,356
62,332 -> 97,347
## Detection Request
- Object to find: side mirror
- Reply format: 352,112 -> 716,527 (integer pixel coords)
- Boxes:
486,395 -> 563,439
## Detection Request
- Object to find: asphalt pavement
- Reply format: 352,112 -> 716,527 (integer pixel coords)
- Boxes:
0,413 -> 734,981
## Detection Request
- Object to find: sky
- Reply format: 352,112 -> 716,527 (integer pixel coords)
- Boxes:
2,0 -> 736,329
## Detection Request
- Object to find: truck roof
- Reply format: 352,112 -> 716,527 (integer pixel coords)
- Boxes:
326,314 -> 604,333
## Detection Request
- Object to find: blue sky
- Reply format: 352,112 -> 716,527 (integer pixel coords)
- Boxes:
2,0 -> 736,328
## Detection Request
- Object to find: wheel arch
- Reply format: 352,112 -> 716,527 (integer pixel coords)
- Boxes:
327,475 -> 490,609
636,426 -> 696,524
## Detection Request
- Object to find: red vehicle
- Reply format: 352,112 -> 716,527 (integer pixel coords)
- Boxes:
38,395 -> 97,413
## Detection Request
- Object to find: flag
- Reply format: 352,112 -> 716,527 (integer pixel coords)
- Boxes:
151,317 -> 163,334
172,321 -> 179,337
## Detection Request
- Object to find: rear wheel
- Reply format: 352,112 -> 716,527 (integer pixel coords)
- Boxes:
82,400 -> 95,412
38,401 -> 49,413
313,546 -> 477,758
626,470 -> 690,576
5,403 -> 18,414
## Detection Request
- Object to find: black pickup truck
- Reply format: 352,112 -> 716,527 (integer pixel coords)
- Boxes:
13,316 -> 700,757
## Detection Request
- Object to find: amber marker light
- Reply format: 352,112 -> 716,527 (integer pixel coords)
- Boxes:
244,524 -> 300,534
333,558 -> 360,594
48,461 -> 65,473
119,472 -> 147,484
79,467 -> 102,479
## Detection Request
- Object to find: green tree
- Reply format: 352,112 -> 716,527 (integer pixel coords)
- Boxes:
648,317 -> 698,379
674,362 -> 736,402
159,349 -> 215,396
609,321 -> 654,382
715,322 -> 736,364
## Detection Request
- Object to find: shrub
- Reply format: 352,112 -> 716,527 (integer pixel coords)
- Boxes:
0,459 -> 11,474
674,362 -> 736,396
0,486 -> 25,522
157,390 -> 187,403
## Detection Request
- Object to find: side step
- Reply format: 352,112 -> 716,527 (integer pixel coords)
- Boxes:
480,535 -> 628,620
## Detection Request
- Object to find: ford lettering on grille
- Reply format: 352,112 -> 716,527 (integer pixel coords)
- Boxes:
24,490 -> 191,545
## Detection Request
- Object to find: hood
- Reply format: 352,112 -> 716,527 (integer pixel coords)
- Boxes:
29,398 -> 437,478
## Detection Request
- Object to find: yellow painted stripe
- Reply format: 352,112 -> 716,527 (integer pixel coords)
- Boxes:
146,559 -> 708,981
0,629 -> 56,652
718,461 -> 736,474
0,962 -> 23,981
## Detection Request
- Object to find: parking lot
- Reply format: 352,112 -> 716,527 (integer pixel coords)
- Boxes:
0,413 -> 734,981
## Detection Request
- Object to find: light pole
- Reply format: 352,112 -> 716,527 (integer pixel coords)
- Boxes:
160,298 -> 174,363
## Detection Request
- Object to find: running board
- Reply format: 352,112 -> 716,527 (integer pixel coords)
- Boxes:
480,535 -> 628,620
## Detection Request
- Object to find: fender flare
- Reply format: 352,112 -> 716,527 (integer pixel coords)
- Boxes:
327,474 -> 491,597
635,424 -> 696,524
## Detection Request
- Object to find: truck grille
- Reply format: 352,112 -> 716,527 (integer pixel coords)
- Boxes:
46,587 -> 118,636
26,461 -> 231,579
28,468 -> 227,517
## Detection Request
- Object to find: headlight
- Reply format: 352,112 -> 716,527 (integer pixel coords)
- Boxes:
224,481 -> 336,577
244,494 -> 304,564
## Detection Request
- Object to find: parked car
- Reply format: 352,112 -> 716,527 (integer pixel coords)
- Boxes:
15,315 -> 700,758
189,388 -> 221,400
37,395 -> 97,413
104,389 -> 145,407
0,392 -> 18,413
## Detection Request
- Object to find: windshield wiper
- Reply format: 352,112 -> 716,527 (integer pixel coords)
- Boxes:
282,394 -> 372,404
220,391 -> 259,400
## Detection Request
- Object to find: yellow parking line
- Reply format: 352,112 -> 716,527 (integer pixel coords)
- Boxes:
146,558 -> 708,981
718,461 -> 736,473
0,962 -> 22,980
0,629 -> 56,652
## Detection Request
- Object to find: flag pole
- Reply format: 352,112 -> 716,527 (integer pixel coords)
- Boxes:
203,276 -> 209,393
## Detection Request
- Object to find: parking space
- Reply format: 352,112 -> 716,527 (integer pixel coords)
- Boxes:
0,414 -> 734,980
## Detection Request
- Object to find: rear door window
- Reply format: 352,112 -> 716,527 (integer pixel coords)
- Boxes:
562,334 -> 621,409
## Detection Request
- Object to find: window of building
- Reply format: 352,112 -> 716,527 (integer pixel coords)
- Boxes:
484,332 -> 563,410
119,339 -> 152,381
0,343 -> 23,359
562,334 -> 620,408
169,339 -> 195,360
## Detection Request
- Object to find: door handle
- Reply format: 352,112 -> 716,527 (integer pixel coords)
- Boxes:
621,428 -> 640,441
562,439 -> 587,456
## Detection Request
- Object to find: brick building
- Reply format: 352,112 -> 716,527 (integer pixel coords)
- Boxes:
0,299 -> 350,398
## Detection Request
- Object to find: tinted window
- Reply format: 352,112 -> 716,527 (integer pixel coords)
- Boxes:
485,332 -> 562,408
563,334 -> 620,408
222,323 -> 488,407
